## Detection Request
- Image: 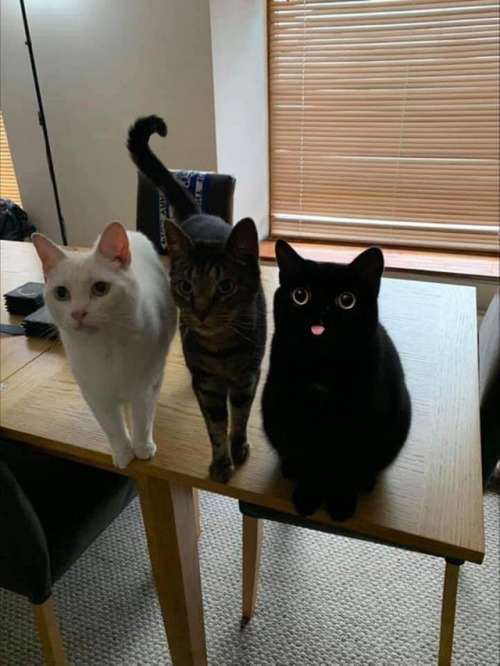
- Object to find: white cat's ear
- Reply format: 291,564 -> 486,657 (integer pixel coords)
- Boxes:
32,233 -> 66,275
97,222 -> 131,268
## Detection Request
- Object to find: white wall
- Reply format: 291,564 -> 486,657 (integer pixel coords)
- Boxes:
210,0 -> 269,239
0,1 -> 60,241
1,0 -> 217,246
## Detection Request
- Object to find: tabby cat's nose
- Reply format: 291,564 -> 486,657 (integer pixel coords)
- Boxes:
195,310 -> 210,324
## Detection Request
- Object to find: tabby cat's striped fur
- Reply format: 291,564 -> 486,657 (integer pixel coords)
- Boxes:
128,116 -> 266,482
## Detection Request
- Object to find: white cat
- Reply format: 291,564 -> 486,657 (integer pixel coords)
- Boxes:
32,222 -> 177,468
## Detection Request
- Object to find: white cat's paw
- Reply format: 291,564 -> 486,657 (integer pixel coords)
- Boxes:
111,447 -> 135,469
134,440 -> 157,460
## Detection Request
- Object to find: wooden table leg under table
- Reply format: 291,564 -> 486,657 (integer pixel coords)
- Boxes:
137,476 -> 207,666
439,558 -> 463,666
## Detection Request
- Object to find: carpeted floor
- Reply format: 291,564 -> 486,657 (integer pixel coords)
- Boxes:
1,491 -> 499,666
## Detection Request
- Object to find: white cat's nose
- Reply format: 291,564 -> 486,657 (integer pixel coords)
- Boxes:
71,311 -> 88,324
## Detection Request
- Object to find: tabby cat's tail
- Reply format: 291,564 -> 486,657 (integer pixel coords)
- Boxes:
127,115 -> 199,224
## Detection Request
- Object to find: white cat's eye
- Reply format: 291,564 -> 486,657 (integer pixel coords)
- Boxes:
336,291 -> 356,310
178,280 -> 193,296
91,281 -> 110,297
292,287 -> 310,306
54,286 -> 70,301
218,279 -> 235,296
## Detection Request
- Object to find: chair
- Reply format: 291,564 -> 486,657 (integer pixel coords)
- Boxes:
0,439 -> 137,665
478,290 -> 500,485
135,170 -> 236,254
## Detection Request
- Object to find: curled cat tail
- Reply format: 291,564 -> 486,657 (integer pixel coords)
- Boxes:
127,115 -> 199,224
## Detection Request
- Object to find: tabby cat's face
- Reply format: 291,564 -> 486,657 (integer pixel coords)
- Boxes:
166,218 -> 261,335
274,241 -> 384,348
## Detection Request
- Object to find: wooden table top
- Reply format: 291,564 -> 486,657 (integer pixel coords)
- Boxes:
0,240 -> 484,564
0,242 -> 53,381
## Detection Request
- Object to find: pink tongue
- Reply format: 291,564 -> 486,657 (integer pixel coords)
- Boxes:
311,325 -> 325,336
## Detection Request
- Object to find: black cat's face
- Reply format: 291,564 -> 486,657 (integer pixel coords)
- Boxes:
165,217 -> 260,335
274,241 -> 384,347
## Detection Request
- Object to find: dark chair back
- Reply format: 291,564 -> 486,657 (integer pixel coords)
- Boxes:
479,290 -> 500,484
0,459 -> 52,604
136,170 -> 236,255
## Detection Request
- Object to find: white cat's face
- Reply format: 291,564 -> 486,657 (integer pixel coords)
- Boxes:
33,222 -> 137,335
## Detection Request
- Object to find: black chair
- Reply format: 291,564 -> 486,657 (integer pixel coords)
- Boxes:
135,169 -> 236,254
0,439 -> 137,664
479,289 -> 500,485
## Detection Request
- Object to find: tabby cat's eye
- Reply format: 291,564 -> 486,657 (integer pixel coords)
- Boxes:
336,291 -> 356,310
292,287 -> 310,306
218,279 -> 235,295
91,281 -> 110,297
178,280 -> 193,296
54,286 -> 70,301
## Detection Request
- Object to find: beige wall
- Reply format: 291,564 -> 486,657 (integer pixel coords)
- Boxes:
210,0 -> 269,239
1,0 -> 217,246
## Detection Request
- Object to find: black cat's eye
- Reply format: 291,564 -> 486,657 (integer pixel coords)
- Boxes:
91,281 -> 110,297
178,280 -> 193,296
54,286 -> 70,301
336,291 -> 356,310
218,279 -> 235,296
292,287 -> 310,306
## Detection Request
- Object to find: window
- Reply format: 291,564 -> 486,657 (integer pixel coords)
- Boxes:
268,0 -> 500,253
0,112 -> 22,206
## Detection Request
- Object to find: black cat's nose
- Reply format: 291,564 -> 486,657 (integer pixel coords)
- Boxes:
319,308 -> 329,325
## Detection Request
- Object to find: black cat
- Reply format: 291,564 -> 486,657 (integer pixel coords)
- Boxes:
262,241 -> 411,522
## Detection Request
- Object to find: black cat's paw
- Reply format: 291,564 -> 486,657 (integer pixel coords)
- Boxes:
231,436 -> 250,466
281,458 -> 299,480
358,472 -> 377,493
209,457 -> 234,483
292,482 -> 323,516
325,490 -> 358,522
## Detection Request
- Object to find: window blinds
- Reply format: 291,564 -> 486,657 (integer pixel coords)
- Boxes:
269,0 -> 500,252
0,112 -> 23,206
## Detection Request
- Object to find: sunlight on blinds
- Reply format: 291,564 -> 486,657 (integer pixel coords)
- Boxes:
0,111 -> 22,206
269,0 -> 500,252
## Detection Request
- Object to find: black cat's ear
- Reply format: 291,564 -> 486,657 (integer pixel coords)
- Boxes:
162,219 -> 193,262
225,218 -> 259,261
275,240 -> 304,279
350,247 -> 384,287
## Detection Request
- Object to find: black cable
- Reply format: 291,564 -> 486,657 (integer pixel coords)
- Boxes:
19,0 -> 68,245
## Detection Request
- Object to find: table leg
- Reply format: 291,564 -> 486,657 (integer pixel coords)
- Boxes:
192,488 -> 201,538
438,558 -> 463,666
242,515 -> 263,625
137,476 -> 207,666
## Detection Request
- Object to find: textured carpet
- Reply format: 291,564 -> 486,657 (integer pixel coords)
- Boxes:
1,491 -> 499,666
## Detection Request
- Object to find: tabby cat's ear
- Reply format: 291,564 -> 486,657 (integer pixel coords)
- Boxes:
225,217 -> 259,261
32,233 -> 66,275
350,247 -> 384,287
97,222 -> 131,268
163,219 -> 193,262
275,240 -> 304,280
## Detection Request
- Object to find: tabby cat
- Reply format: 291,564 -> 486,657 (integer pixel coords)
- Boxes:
128,116 -> 266,482
262,241 -> 411,521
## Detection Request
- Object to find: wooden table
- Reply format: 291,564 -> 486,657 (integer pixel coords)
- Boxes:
0,240 -> 484,665
0,242 -> 52,381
